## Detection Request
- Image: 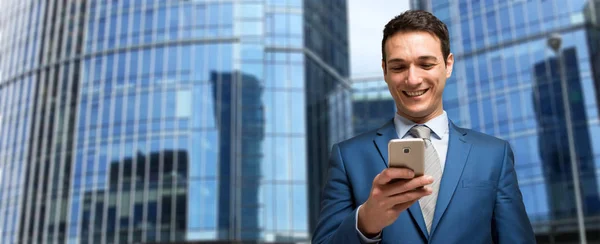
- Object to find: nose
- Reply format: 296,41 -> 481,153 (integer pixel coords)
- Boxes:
406,65 -> 421,86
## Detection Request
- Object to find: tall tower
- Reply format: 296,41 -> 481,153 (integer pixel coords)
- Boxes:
0,0 -> 351,243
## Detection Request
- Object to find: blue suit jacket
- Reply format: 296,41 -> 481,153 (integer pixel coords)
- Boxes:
312,119 -> 535,243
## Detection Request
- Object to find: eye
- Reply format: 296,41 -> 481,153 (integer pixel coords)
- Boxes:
421,64 -> 435,69
390,66 -> 406,71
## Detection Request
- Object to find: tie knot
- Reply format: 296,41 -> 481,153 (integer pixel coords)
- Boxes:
410,125 -> 431,139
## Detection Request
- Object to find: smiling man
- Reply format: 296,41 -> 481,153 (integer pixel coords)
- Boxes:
312,10 -> 535,244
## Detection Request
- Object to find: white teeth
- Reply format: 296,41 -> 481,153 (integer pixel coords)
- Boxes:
405,89 -> 427,97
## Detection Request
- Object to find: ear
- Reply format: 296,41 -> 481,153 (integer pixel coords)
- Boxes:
445,53 -> 454,78
382,59 -> 387,76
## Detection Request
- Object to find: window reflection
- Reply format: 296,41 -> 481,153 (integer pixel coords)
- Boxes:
291,184 -> 308,231
275,185 -> 291,230
3,1 -> 322,242
210,71 -> 265,240
532,47 -> 600,220
79,148 -> 189,243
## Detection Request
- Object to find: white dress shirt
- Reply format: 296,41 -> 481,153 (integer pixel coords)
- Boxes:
356,111 -> 450,243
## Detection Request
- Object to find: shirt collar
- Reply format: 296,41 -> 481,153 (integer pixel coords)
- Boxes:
393,111 -> 449,139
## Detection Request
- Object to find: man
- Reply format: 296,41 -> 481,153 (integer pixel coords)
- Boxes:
312,10 -> 535,244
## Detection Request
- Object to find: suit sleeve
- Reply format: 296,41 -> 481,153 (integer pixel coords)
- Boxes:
311,143 -> 365,244
492,141 -> 536,244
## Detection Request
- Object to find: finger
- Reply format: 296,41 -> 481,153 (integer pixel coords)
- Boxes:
383,175 -> 434,197
383,187 -> 432,208
390,199 -> 418,213
376,168 -> 415,185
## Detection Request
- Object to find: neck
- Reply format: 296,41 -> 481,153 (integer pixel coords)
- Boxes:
397,107 -> 443,124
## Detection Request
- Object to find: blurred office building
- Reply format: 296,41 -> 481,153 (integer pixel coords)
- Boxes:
350,76 -> 395,135
410,0 -> 600,242
0,0 -> 351,243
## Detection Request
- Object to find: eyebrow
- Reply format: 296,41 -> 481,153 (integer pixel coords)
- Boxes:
387,56 -> 439,63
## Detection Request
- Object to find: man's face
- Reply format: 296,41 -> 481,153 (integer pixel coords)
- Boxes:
382,31 -> 454,123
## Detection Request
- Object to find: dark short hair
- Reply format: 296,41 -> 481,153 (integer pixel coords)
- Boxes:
382,10 -> 450,64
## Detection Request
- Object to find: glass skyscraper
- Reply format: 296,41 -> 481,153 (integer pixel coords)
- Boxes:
0,0 -> 350,243
350,77 -> 394,135
411,0 -> 600,242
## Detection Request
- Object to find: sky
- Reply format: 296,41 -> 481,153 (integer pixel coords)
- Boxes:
348,0 -> 410,78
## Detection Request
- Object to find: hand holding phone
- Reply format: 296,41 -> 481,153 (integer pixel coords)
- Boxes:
357,138 -> 432,236
358,167 -> 433,236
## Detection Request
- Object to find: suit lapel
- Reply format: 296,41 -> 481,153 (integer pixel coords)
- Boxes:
373,119 -> 397,168
373,119 -> 429,240
430,121 -> 472,234
407,201 -> 429,240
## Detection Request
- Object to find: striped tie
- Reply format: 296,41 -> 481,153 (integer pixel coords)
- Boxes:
410,125 -> 441,234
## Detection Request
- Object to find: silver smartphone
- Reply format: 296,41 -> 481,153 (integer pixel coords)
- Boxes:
388,138 -> 425,176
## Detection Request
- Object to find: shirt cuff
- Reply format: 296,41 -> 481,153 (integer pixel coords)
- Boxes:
355,205 -> 382,243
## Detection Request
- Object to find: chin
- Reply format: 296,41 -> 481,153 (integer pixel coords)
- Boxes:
401,105 -> 435,118
402,104 -> 430,114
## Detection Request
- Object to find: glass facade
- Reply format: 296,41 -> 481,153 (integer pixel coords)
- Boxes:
303,0 -> 351,235
0,0 -> 351,243
411,0 -> 600,242
350,77 -> 395,135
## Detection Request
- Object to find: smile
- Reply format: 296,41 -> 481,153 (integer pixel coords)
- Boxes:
403,89 -> 429,97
